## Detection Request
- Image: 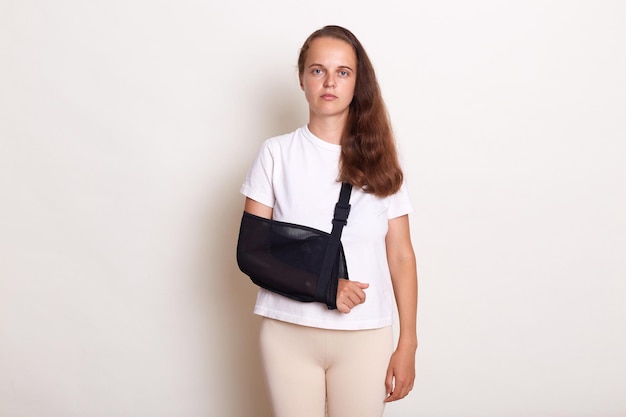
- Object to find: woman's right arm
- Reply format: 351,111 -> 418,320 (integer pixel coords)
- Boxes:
244,196 -> 369,312
244,197 -> 273,219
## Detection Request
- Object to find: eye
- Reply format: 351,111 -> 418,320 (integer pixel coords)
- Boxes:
339,70 -> 349,77
312,68 -> 324,75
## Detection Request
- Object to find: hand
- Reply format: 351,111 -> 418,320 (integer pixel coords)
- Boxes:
336,279 -> 369,314
384,346 -> 416,402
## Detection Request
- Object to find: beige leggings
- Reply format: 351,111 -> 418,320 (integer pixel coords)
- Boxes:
259,317 -> 393,417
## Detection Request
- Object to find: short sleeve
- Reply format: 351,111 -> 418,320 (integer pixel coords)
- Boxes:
387,180 -> 414,219
240,140 -> 275,208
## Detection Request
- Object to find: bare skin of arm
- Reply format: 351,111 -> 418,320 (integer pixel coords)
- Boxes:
244,197 -> 273,219
383,214 -> 418,402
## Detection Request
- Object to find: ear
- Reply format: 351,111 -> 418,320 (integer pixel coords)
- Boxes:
298,74 -> 304,90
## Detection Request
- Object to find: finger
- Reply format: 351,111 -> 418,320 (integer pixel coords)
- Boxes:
336,281 -> 369,313
345,290 -> 365,306
337,297 -> 356,314
348,283 -> 367,302
384,390 -> 399,402
354,285 -> 367,302
339,285 -> 365,305
385,368 -> 394,398
336,295 -> 353,313
384,389 -> 403,403
337,303 -> 349,314
385,379 -> 413,402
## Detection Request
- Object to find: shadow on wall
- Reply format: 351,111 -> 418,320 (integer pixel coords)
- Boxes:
194,86 -> 306,417
203,174 -> 271,417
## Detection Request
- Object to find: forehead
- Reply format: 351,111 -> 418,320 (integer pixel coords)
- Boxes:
305,37 -> 357,67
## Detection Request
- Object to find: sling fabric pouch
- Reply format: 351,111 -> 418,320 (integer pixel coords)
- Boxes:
236,212 -> 349,309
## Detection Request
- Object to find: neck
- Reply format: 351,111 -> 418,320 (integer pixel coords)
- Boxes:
308,113 -> 347,145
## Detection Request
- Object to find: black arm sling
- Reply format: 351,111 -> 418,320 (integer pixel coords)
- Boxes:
236,183 -> 352,309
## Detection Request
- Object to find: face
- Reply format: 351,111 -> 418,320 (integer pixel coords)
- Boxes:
300,37 -> 357,121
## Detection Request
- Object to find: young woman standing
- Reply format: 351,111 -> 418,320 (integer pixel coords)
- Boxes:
240,25 -> 418,417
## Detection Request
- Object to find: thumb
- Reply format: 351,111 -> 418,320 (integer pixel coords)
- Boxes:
385,366 -> 394,396
356,282 -> 369,289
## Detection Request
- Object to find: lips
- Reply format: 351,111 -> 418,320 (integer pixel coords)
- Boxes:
321,94 -> 337,100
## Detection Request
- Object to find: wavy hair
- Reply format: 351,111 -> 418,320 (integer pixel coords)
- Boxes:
298,25 -> 403,197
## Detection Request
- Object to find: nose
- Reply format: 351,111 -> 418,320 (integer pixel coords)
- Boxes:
323,74 -> 336,88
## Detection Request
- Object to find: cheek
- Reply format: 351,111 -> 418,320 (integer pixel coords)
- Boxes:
347,79 -> 357,94
302,77 -> 317,90
302,79 -> 320,99
301,82 -> 316,103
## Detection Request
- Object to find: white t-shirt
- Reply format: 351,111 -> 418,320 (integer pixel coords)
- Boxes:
240,125 -> 413,330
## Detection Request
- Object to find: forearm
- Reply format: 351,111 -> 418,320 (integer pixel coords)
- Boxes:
390,256 -> 418,350
385,242 -> 418,403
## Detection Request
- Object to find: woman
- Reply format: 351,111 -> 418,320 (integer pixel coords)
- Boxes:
240,25 -> 418,417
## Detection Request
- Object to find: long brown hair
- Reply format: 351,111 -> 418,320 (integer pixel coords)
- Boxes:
298,25 -> 403,197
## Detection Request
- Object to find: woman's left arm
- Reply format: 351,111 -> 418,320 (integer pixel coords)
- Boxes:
384,214 -> 418,403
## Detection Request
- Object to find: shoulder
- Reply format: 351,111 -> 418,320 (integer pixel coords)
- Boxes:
263,128 -> 303,147
254,127 -> 305,159
387,180 -> 414,219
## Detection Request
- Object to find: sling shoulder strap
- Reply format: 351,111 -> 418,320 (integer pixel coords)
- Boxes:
315,182 -> 352,303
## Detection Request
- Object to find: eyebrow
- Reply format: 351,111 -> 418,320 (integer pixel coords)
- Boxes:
308,63 -> 354,71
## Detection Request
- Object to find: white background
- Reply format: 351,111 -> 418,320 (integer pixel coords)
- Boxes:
1,1 -> 625,416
